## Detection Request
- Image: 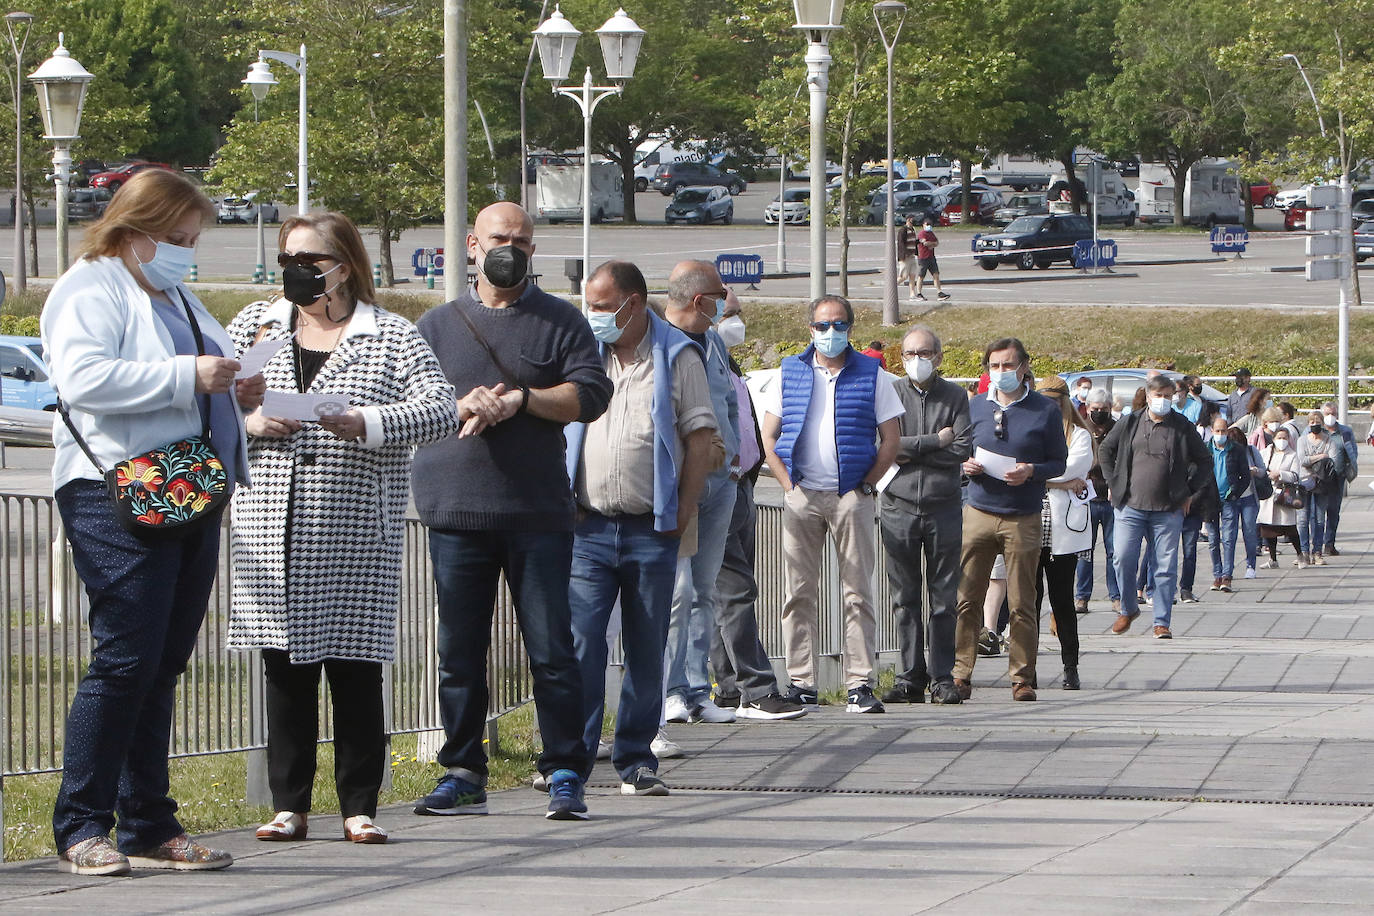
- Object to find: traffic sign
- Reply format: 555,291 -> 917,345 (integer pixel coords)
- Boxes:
715,253 -> 764,287
1209,225 -> 1248,254
411,247 -> 445,277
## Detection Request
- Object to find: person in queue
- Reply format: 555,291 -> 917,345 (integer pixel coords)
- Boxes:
226,212 -> 459,845
1075,388 -> 1119,615
1257,426 -> 1304,568
41,169 -> 262,874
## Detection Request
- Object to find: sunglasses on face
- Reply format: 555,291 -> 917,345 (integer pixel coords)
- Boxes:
993,405 -> 1006,440
810,320 -> 852,332
277,251 -> 335,270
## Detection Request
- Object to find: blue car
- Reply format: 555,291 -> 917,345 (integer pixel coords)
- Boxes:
0,336 -> 58,410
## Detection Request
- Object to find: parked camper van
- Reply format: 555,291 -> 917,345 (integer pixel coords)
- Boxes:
537,161 -> 624,223
1048,161 -> 1136,225
632,141 -> 705,192
973,154 -> 1054,191
1134,160 -> 1243,226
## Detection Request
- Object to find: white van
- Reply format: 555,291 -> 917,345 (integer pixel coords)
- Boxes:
1136,162 -> 1175,224
1048,160 -> 1136,225
973,153 -> 1054,191
1183,159 -> 1242,226
911,154 -> 954,184
536,161 -> 624,223
632,141 -> 705,192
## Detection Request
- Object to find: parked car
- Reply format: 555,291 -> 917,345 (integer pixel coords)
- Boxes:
1350,198 -> 1374,227
871,178 -> 940,198
0,336 -> 57,410
991,192 -> 1049,226
216,192 -> 280,224
1356,220 -> 1374,263
525,152 -> 572,184
865,190 -> 942,226
764,187 -> 810,225
1284,205 -> 1313,231
67,187 -> 112,220
665,185 -> 733,224
89,161 -> 175,192
973,213 -> 1094,270
1247,181 -> 1276,209
652,161 -> 746,195
938,187 -> 1002,225
1059,369 -> 1229,419
71,159 -> 106,188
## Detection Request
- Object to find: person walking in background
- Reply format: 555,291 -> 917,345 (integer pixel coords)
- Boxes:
914,217 -> 951,302
1231,387 -> 1272,438
1099,375 -> 1212,639
951,338 -> 1067,702
411,202 -> 612,822
1258,426 -> 1305,568
879,325 -> 971,705
1204,416 -> 1254,593
897,216 -> 922,301
1297,412 -> 1343,568
1075,389 -> 1119,615
761,295 -> 902,713
1319,401 -> 1357,556
41,169 -> 260,874
564,260 -> 718,798
1227,368 -> 1254,422
860,340 -> 888,369
228,212 -> 458,846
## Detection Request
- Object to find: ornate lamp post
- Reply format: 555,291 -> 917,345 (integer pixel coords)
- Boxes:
28,32 -> 93,274
243,45 -> 308,216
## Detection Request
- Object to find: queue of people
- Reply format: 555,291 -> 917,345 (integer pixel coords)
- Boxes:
41,184 -> 1360,875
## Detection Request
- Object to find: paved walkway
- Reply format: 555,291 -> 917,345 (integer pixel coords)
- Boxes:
4,467 -> 1374,911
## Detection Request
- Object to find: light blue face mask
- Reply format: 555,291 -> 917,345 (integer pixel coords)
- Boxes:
134,234 -> 195,291
698,294 -> 726,325
813,328 -> 850,358
988,368 -> 1021,393
587,295 -> 632,344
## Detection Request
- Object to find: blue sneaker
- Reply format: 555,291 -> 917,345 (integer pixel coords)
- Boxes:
545,769 -> 588,820
413,774 -> 488,815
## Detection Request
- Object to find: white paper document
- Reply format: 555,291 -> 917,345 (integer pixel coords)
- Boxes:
235,338 -> 288,378
261,390 -> 352,421
974,447 -> 1017,482
875,463 -> 899,493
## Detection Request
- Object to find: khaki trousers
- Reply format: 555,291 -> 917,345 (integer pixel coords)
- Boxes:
780,485 -> 878,690
952,505 -> 1041,686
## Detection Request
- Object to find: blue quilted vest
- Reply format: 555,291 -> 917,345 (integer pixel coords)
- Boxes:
773,344 -> 880,495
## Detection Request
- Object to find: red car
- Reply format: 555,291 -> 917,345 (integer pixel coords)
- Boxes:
938,187 -> 1002,225
1284,205 -> 1312,231
1247,181 -> 1276,209
89,161 -> 175,192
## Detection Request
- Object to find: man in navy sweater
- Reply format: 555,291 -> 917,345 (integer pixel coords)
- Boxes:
951,338 -> 1067,701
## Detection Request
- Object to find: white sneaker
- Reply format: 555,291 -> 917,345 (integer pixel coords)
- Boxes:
1244,567 -> 1257,579
596,738 -> 612,760
650,729 -> 683,759
663,694 -> 693,724
692,697 -> 736,723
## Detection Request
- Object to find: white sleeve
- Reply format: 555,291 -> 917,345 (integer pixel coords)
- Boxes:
874,370 -> 906,424
760,369 -> 783,421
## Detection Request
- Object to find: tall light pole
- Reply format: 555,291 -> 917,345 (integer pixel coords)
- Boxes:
794,0 -> 846,301
243,45 -> 308,216
4,12 -> 30,292
533,5 -> 644,307
874,1 -> 905,325
28,33 -> 92,275
1283,51 -> 1351,423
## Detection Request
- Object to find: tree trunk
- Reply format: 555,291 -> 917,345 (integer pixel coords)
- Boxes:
1169,154 -> 1196,227
25,192 -> 36,277
377,214 -> 394,288
961,159 -> 973,222
1057,152 -> 1079,214
616,137 -> 638,224
838,93 -> 858,298
1242,182 -> 1254,230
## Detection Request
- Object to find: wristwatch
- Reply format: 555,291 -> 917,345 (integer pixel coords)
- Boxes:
859,481 -> 877,496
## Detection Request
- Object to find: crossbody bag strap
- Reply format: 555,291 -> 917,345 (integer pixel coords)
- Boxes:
56,398 -> 108,476
452,300 -> 520,389
174,287 -> 213,440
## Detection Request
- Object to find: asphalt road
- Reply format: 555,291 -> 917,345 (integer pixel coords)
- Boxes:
13,195 -> 1353,309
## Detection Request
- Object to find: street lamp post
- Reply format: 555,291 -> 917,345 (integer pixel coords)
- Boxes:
1283,51 -> 1351,423
794,0 -> 845,302
874,1 -> 905,326
243,45 -> 308,217
533,5 -> 644,307
28,33 -> 92,275
4,11 -> 31,292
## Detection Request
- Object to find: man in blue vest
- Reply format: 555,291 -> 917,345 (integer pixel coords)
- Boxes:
565,260 -> 718,796
951,338 -> 1067,702
761,295 -> 903,714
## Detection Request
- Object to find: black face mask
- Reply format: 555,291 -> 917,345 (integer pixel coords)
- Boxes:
283,263 -> 329,306
1089,409 -> 1111,426
478,244 -> 529,289
1309,426 -> 1323,435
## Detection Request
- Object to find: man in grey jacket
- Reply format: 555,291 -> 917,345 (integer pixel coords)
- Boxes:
879,325 -> 972,704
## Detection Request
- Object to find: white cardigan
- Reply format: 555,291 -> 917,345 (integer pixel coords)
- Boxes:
40,256 -> 249,490
1046,425 -> 1094,555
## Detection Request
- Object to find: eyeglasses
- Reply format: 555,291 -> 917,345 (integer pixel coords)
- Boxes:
810,320 -> 852,332
277,251 -> 336,269
901,349 -> 936,360
993,406 -> 1006,440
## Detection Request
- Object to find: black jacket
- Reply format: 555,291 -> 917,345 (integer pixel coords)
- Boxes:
1097,409 -> 1211,511
882,374 -> 972,511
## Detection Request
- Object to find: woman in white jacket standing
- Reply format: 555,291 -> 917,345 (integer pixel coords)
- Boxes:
41,169 -> 262,875
1257,426 -> 1306,567
1034,377 -> 1094,690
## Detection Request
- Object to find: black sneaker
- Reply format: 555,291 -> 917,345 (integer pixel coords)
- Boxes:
712,693 -> 741,709
414,774 -> 488,815
937,292 -> 951,300
881,682 -> 926,704
783,683 -> 818,706
929,681 -> 964,705
545,769 -> 589,820
976,627 -> 1002,657
845,685 -> 885,714
620,767 -> 669,796
737,693 -> 807,720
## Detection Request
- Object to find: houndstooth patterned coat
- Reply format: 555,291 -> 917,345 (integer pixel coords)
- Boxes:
225,298 -> 459,663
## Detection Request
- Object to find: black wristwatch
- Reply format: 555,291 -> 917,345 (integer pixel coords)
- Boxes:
859,482 -> 877,496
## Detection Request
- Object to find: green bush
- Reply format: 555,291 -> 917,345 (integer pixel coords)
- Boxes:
0,314 -> 40,337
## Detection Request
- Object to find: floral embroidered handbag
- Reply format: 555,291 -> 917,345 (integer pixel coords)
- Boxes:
56,292 -> 229,538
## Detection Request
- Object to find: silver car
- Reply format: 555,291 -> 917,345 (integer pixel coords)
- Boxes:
217,192 -> 280,224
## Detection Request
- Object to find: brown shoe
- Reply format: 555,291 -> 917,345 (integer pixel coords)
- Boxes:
58,836 -> 130,876
1012,683 -> 1037,701
1153,625 -> 1173,639
1074,598 -> 1089,615
1211,577 -> 1223,591
126,834 -> 232,871
953,678 -> 972,700
1110,612 -> 1139,634
1219,576 -> 1233,593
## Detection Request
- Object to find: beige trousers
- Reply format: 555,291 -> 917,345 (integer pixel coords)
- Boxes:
952,505 -> 1041,686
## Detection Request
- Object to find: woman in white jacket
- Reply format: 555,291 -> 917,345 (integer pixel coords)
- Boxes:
1257,426 -> 1306,567
1034,377 -> 1094,691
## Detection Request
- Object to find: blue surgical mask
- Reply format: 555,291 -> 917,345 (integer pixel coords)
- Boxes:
587,295 -> 632,344
134,234 -> 195,291
813,328 -> 850,358
988,369 -> 1021,393
698,294 -> 726,325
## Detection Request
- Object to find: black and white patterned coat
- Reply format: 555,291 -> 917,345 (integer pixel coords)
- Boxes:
225,298 -> 459,663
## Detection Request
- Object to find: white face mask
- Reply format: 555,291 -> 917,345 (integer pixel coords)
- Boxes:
1265,422 -> 1280,434
717,315 -> 746,348
1274,438 -> 1289,452
1323,413 -> 1337,427
1149,396 -> 1172,416
905,356 -> 935,384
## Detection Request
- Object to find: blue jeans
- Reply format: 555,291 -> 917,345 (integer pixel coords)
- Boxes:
1075,500 -> 1118,602
569,513 -> 679,782
664,472 -> 735,705
1113,506 -> 1183,628
1238,493 -> 1259,570
52,480 -> 223,854
429,528 -> 588,783
1298,491 -> 1328,556
1324,485 -> 1344,550
1179,512 -> 1204,592
1210,498 -> 1241,580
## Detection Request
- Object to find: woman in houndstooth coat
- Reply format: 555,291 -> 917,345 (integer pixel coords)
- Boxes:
225,212 -> 457,845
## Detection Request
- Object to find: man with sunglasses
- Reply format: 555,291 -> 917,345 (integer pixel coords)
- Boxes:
951,338 -> 1066,702
761,295 -> 903,713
